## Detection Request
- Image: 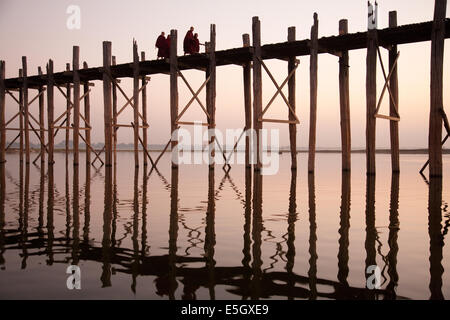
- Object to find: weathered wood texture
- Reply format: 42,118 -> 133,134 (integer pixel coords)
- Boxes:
73,46 -> 80,166
242,34 -> 252,168
22,57 -> 30,164
0,61 -> 5,163
308,14 -> 318,173
389,12 -> 400,173
339,19 -> 351,171
83,62 -> 91,164
170,30 -> 179,168
47,60 -> 55,164
38,67 -> 45,163
141,51 -> 148,166
288,27 -> 297,170
206,24 -> 216,169
103,41 -> 113,167
65,63 -> 71,158
252,17 -> 262,171
133,41 -> 140,168
366,29 -> 377,175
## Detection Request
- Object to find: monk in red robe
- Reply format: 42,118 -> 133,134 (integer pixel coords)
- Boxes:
163,35 -> 171,58
183,26 -> 194,55
192,33 -> 200,54
155,32 -> 167,59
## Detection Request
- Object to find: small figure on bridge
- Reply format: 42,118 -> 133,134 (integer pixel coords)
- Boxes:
183,26 -> 195,55
192,33 -> 200,54
155,32 -> 168,59
164,34 -> 171,58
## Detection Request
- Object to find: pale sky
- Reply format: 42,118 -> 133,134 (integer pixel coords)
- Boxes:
0,0 -> 449,149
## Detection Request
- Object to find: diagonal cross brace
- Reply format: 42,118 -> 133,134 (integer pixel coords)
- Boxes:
374,49 -> 400,118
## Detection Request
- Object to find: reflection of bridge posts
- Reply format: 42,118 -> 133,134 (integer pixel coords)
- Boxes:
386,173 -> 400,299
38,163 -> 45,242
83,163 -> 91,245
364,175 -> 376,299
205,169 -> 216,299
308,173 -> 317,300
251,171 -> 263,299
46,165 -> 54,265
131,168 -> 140,293
168,168 -> 179,299
65,165 -> 71,251
0,164 -> 5,268
111,162 -> 118,248
101,167 -> 113,287
337,172 -> 351,295
286,170 -> 298,300
428,177 -> 444,300
242,168 -> 252,296
72,165 -> 80,265
19,163 -> 30,269
141,166 -> 148,257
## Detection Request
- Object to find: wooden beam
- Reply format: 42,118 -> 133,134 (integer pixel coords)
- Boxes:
252,16 -> 262,171
375,114 -> 400,121
206,24 -> 216,169
261,118 -> 298,124
429,0 -> 447,177
133,40 -> 140,168
170,29 -> 179,168
339,19 -> 351,172
366,29 -> 378,175
38,67 -> 45,164
73,46 -> 80,166
308,13 -> 319,173
288,26 -> 297,170
0,61 -> 5,163
242,34 -> 252,168
389,11 -> 400,173
83,62 -> 91,165
47,60 -> 55,164
141,51 -> 148,166
103,41 -> 113,167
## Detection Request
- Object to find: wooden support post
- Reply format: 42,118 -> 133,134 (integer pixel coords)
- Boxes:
206,24 -> 216,169
133,41 -> 140,168
429,0 -> 447,177
141,51 -> 148,166
19,69 -> 23,163
22,57 -> 30,164
103,41 -> 113,167
389,12 -> 400,173
288,26 -> 297,170
47,60 -> 55,165
65,63 -> 71,159
366,29 -> 378,175
83,62 -> 91,165
170,30 -> 178,168
242,34 -> 252,168
112,56 -> 117,166
0,61 -> 5,163
308,14 -> 319,173
252,17 -> 262,171
339,19 -> 351,172
38,67 -> 45,163
72,46 -> 80,166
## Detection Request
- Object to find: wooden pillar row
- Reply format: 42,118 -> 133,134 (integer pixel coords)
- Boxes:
83,62 -> 91,165
141,51 -> 148,167
366,29 -> 378,175
389,11 -> 400,173
72,46 -> 80,166
133,41 -> 140,168
252,16 -> 262,171
170,29 -> 179,168
308,13 -> 319,173
429,0 -> 447,177
47,59 -> 55,165
0,61 -> 5,163
288,26 -> 297,170
103,41 -> 113,167
339,19 -> 351,172
242,34 -> 252,168
38,67 -> 45,164
22,57 -> 30,164
206,24 -> 216,169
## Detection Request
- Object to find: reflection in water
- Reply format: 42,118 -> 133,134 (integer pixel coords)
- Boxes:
428,177 -> 444,300
0,154 -> 449,300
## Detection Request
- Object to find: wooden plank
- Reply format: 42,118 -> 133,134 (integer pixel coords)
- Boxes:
429,0 -> 447,177
261,118 -> 298,124
0,61 -> 5,163
176,121 -> 209,126
65,63 -> 71,159
103,41 -> 113,167
133,41 -> 140,168
38,67 -> 45,164
47,60 -> 55,164
141,51 -> 148,166
83,62 -> 91,165
288,26 -> 297,170
73,46 -> 80,166
170,29 -> 179,168
207,24 -> 216,169
308,13 -> 319,173
339,19 -> 351,172
375,114 -> 400,121
252,16 -> 262,171
389,12 -> 400,173
242,34 -> 252,168
366,29 -> 378,175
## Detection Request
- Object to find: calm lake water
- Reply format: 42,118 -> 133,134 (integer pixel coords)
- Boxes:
0,152 -> 449,300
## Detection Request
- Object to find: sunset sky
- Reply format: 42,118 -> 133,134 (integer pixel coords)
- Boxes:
0,0 -> 449,149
